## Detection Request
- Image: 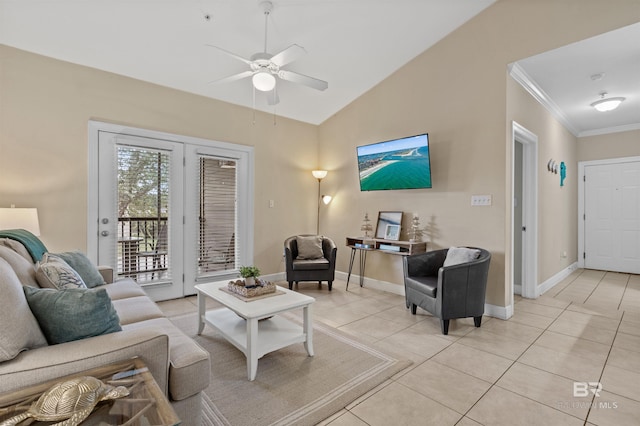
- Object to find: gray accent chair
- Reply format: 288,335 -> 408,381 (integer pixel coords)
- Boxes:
285,235 -> 337,291
402,247 -> 491,335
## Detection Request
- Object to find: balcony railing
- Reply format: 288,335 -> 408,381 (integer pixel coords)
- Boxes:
117,217 -> 168,282
116,216 -> 236,282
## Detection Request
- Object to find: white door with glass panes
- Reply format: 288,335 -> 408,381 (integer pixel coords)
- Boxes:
89,121 -> 254,301
97,132 -> 185,301
184,145 -> 252,295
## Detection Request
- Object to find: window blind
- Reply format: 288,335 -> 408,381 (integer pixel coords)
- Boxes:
197,156 -> 237,278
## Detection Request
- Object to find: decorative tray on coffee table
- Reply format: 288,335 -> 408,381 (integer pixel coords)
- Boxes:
227,279 -> 276,298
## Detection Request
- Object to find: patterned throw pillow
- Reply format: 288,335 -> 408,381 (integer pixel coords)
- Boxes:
35,253 -> 87,289
49,251 -> 105,288
23,286 -> 122,345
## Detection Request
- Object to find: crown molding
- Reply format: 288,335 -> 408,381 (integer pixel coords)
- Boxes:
578,122 -> 640,138
508,63 -> 580,137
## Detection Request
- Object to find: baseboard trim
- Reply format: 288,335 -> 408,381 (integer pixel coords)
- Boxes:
271,271 -> 516,320
537,262 -> 578,297
261,272 -> 286,283
334,271 -> 405,295
484,303 -> 513,320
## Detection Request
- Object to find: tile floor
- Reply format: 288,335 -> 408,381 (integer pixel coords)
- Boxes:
158,269 -> 640,425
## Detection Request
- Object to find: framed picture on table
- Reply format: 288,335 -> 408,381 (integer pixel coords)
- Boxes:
384,224 -> 401,241
375,211 -> 402,239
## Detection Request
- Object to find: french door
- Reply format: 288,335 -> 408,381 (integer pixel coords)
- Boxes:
97,132 -> 185,300
88,121 -> 254,301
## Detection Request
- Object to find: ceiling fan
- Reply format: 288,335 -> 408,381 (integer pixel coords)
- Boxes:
207,1 -> 328,105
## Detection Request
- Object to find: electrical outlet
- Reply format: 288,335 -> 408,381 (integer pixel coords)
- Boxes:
269,200 -> 275,208
471,195 -> 492,206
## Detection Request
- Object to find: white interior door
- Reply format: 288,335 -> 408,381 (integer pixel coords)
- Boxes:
511,122 -> 538,300
584,160 -> 640,273
97,131 -> 184,301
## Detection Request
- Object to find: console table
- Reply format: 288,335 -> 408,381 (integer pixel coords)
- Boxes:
345,237 -> 427,289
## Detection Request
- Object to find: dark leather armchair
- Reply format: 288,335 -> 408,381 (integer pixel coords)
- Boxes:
402,247 -> 491,335
285,235 -> 337,291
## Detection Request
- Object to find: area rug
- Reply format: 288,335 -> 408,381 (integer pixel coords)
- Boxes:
170,312 -> 412,426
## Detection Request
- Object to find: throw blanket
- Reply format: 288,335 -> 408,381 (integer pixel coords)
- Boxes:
0,229 -> 48,262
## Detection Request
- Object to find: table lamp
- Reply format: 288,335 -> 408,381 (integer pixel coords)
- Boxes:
0,207 -> 41,235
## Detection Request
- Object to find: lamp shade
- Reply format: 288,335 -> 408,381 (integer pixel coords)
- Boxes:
0,208 -> 41,235
322,195 -> 332,205
312,170 -> 328,180
252,71 -> 276,92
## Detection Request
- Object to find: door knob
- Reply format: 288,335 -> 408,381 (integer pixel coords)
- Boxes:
102,218 -> 109,224
101,230 -> 109,237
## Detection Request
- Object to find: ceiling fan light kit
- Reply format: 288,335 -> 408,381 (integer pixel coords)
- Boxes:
207,0 -> 328,105
253,70 -> 276,91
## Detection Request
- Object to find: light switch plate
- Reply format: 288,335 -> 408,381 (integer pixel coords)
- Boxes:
471,195 -> 492,206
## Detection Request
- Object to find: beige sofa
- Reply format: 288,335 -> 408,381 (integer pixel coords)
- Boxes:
0,238 -> 210,426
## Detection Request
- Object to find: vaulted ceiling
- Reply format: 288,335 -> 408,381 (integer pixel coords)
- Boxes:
1,1 -> 638,135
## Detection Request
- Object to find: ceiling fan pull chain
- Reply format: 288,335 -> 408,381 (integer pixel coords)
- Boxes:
252,85 -> 256,125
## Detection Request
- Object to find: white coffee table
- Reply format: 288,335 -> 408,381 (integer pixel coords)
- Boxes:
195,281 -> 315,381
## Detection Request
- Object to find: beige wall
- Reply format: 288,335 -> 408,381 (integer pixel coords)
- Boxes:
506,78 -> 578,287
578,130 -> 640,162
317,0 -> 639,308
0,45 -> 319,273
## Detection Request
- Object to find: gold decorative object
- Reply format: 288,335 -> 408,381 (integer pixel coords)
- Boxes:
0,376 -> 129,426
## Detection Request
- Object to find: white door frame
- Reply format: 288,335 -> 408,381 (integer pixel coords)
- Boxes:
511,121 -> 539,300
578,156 -> 640,269
88,120 -> 254,298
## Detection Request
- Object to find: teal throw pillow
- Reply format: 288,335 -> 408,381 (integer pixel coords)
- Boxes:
23,286 -> 122,345
51,251 -> 106,288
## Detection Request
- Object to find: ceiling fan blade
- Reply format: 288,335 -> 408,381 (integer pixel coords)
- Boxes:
205,44 -> 253,66
270,44 -> 307,67
208,70 -> 254,85
267,89 -> 280,106
278,70 -> 328,91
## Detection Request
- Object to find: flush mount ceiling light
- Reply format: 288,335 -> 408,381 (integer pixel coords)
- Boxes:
591,92 -> 625,112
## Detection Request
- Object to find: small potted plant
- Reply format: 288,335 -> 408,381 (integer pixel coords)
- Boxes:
239,265 -> 261,287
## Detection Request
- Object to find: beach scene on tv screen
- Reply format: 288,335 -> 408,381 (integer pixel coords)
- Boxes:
357,134 -> 431,191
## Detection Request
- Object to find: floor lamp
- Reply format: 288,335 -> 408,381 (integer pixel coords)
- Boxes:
312,170 -> 327,234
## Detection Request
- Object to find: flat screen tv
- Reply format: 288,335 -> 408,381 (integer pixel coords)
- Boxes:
356,133 -> 431,191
